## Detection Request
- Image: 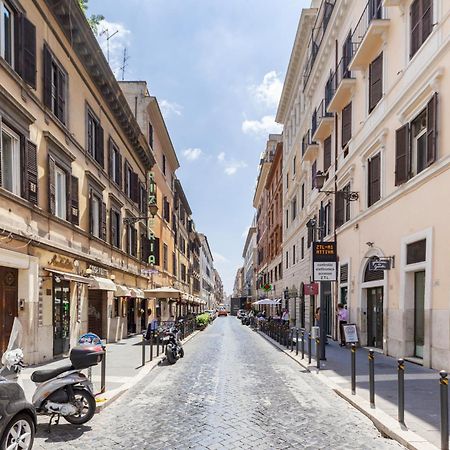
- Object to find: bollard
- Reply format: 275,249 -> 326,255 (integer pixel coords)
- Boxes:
351,344 -> 356,395
156,333 -> 160,357
296,329 -> 299,356
286,329 -> 290,349
316,337 -> 320,369
308,332 -> 312,364
369,349 -> 375,407
398,358 -> 405,424
142,334 -> 146,367
301,330 -> 305,360
150,332 -> 154,362
290,329 -> 294,352
100,351 -> 106,394
440,371 -> 449,450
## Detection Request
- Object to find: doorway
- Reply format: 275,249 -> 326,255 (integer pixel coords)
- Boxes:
414,271 -> 425,358
140,299 -> 147,331
367,286 -> 384,348
88,290 -> 105,339
127,298 -> 136,334
53,277 -> 71,356
0,267 -> 18,356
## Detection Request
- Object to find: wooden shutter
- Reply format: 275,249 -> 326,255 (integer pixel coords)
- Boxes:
124,160 -> 129,195
57,69 -> 66,123
97,125 -> 104,167
71,176 -> 79,225
368,153 -> 381,206
410,0 -> 421,57
426,92 -> 437,166
101,201 -> 107,241
395,124 -> 409,185
48,155 -> 56,214
117,153 -> 122,188
323,136 -> 332,172
369,53 -> 383,112
130,172 -> 139,203
27,141 -> 38,205
342,102 -> 352,148
108,138 -> 113,178
20,16 -> 36,88
89,190 -> 93,235
132,227 -> 138,257
0,117 -> 2,187
422,0 -> 432,45
335,191 -> 345,228
43,45 -> 52,108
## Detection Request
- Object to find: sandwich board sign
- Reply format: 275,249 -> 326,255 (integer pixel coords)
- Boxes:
312,242 -> 337,281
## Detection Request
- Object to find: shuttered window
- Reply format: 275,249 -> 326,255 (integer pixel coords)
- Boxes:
410,0 -> 433,58
395,124 -> 409,186
335,191 -> 345,228
26,141 -> 38,205
110,208 -> 121,249
88,189 -> 105,240
86,110 -> 104,167
108,138 -> 122,187
340,264 -> 349,283
311,160 -> 317,189
70,176 -> 79,225
369,53 -> 383,112
342,102 -> 352,148
163,197 -> 170,222
368,153 -> 381,207
17,15 -> 36,88
323,136 -> 332,172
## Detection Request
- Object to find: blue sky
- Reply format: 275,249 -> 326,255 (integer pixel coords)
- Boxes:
89,0 -> 307,294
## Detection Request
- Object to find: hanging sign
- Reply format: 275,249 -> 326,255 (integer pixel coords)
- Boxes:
147,172 -> 160,266
312,242 -> 337,281
304,283 -> 319,295
369,259 -> 391,271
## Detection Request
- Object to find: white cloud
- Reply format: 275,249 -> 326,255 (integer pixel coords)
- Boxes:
97,20 -> 131,78
217,152 -> 247,176
242,115 -> 283,136
249,71 -> 283,108
213,252 -> 229,264
159,100 -> 183,118
217,152 -> 225,162
183,148 -> 203,161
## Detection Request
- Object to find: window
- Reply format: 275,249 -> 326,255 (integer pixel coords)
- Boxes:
181,263 -> 186,282
291,196 -> 297,221
108,139 -> 122,187
43,46 -> 66,124
55,166 -> 67,220
1,1 -> 14,66
369,53 -> 383,112
292,245 -> 296,265
89,190 -> 106,240
126,222 -> 137,257
301,183 -> 305,209
87,110 -> 104,166
1,125 -> 20,195
293,156 -> 296,175
368,153 -> 381,207
285,209 -> 289,229
148,123 -> 153,148
410,0 -> 433,58
285,251 -> 289,269
301,237 -> 304,259
286,172 -> 289,190
163,243 -> 168,271
311,160 -> 317,189
124,160 -> 139,203
342,102 -> 352,148
395,94 -> 437,185
163,196 -> 170,222
324,136 -> 332,172
110,208 -> 121,248
307,219 -> 314,248
162,154 -> 166,176
336,184 -> 351,228
323,202 -> 332,236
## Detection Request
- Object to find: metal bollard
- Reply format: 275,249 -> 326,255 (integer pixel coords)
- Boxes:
440,371 -> 449,450
369,349 -> 375,407
398,358 -> 405,424
156,333 -> 160,357
296,329 -> 299,356
142,334 -> 146,367
301,330 -> 305,359
150,332 -> 154,361
351,344 -> 356,395
316,337 -> 320,369
290,330 -> 294,352
308,332 -> 312,364
100,351 -> 106,394
286,329 -> 290,349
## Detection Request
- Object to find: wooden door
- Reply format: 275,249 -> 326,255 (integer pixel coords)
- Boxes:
0,267 -> 18,355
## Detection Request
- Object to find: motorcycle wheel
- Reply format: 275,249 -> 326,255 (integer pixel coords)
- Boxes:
0,413 -> 35,450
64,387 -> 96,425
166,346 -> 177,365
179,346 -> 184,358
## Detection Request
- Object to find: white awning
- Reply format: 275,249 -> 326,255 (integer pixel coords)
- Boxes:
115,285 -> 131,297
130,288 -> 145,298
144,287 -> 183,299
88,276 -> 117,291
45,268 -> 91,284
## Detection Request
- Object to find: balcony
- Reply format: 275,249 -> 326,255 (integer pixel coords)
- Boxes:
311,99 -> 334,142
349,0 -> 390,71
302,0 -> 336,89
301,129 -> 319,162
327,56 -> 356,113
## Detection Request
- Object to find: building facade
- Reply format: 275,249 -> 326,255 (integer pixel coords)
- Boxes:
277,0 -> 450,370
242,225 -> 257,300
199,233 -> 214,309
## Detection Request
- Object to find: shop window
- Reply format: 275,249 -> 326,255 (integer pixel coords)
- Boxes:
113,297 -> 120,317
407,239 -> 426,264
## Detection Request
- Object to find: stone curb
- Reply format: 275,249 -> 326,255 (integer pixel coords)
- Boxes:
256,330 -> 438,450
95,329 -> 202,412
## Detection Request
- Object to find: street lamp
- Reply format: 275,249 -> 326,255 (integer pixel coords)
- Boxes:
123,203 -> 159,225
314,171 -> 359,201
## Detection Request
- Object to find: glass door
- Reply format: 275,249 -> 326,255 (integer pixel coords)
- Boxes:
414,271 -> 425,358
53,278 -> 71,356
367,287 -> 383,349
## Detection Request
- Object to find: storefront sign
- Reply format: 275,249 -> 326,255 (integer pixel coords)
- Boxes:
312,242 -> 337,281
48,255 -> 73,270
304,283 -> 319,296
343,324 -> 359,344
88,265 -> 109,277
369,259 -> 391,271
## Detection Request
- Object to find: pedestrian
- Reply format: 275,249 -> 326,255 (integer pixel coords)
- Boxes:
281,309 -> 289,324
145,315 -> 160,340
314,307 -> 320,327
337,303 -> 348,346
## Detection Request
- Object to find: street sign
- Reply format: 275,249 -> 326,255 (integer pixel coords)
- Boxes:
369,259 -> 391,271
304,282 -> 319,295
312,242 -> 337,281
263,283 -> 272,292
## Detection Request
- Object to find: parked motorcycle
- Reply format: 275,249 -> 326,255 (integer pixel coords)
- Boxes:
162,322 -> 184,365
5,321 -> 104,428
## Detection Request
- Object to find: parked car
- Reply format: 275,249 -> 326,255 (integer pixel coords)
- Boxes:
217,307 -> 228,317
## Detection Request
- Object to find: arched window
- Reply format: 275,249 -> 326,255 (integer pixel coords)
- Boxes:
364,261 -> 384,282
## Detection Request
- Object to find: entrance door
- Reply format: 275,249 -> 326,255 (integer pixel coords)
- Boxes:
127,299 -> 136,334
367,287 -> 383,348
414,271 -> 425,358
53,278 -> 71,356
88,290 -> 105,339
140,299 -> 147,331
0,267 -> 18,355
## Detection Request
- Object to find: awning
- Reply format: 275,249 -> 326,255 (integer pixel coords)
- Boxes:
88,276 -> 117,291
253,299 -> 280,305
45,268 -> 91,284
144,287 -> 184,299
115,285 -> 131,297
130,288 -> 145,298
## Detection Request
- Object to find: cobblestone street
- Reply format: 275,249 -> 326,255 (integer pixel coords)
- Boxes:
34,318 -> 403,449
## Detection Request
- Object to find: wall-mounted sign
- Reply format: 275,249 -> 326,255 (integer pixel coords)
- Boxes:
312,242 -> 337,281
147,171 -> 160,266
48,255 -> 73,270
369,259 -> 391,271
88,265 -> 108,277
304,282 -> 319,296
263,283 -> 272,292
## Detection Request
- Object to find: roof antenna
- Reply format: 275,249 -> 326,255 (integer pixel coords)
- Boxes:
120,47 -> 129,81
100,27 -> 119,64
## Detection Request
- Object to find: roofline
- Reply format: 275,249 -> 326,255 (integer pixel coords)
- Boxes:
242,227 -> 256,258
174,179 -> 192,215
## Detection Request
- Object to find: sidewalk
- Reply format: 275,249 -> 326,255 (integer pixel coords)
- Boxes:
258,330 -> 443,450
19,330 -> 200,410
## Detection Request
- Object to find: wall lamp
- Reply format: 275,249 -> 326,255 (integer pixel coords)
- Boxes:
123,204 -> 159,225
314,171 -> 359,201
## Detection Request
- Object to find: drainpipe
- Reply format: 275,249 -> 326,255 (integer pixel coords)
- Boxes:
333,39 -> 339,342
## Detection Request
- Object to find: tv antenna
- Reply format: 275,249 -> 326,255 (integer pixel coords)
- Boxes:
120,47 -> 129,81
99,27 -> 119,64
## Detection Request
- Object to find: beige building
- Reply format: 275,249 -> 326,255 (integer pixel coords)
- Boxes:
277,0 -> 450,370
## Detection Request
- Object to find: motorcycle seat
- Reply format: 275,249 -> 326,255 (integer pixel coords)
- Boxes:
31,364 -> 75,383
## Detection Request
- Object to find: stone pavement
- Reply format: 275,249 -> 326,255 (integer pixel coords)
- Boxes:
33,317 -> 402,449
259,327 -> 443,449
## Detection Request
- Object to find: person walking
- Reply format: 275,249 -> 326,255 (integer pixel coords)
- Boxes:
337,303 -> 348,346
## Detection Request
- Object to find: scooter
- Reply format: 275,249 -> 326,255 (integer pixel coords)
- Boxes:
162,322 -> 184,365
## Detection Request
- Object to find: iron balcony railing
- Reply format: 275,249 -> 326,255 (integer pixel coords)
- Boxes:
302,129 -> 317,157
351,0 -> 385,56
311,110 -> 318,138
303,0 -> 336,89
316,98 -> 333,125
328,55 -> 353,100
